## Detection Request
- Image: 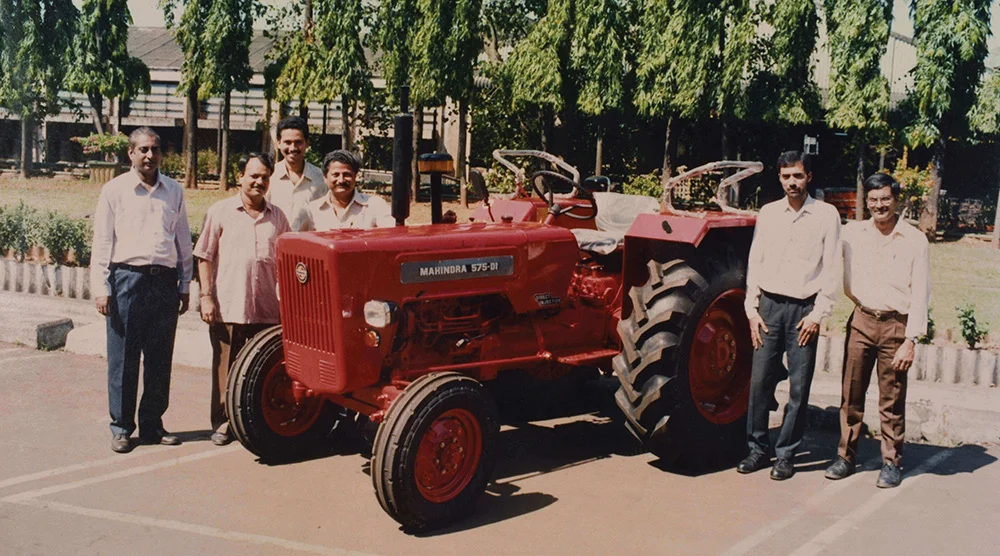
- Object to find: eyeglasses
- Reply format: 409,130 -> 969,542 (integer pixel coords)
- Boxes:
866,196 -> 894,206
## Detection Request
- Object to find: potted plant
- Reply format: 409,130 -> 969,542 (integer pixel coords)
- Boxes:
72,133 -> 129,183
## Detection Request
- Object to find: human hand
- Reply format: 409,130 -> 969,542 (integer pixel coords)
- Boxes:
200,296 -> 220,324
95,296 -> 109,316
796,318 -> 819,347
892,339 -> 915,372
178,293 -> 190,315
749,315 -> 769,350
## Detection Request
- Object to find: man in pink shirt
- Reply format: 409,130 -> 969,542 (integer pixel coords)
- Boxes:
194,153 -> 290,446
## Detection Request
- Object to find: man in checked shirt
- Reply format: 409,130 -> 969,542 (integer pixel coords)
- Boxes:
824,173 -> 930,488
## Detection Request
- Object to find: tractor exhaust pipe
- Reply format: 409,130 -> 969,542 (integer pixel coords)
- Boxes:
391,87 -> 413,226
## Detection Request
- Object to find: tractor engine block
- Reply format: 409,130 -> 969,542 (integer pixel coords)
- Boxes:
570,261 -> 622,308
400,296 -> 511,364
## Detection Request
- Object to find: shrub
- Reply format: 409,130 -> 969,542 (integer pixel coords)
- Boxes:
891,148 -> 933,220
956,303 -> 989,349
917,309 -> 935,345
0,202 -> 41,260
622,172 -> 662,198
160,152 -> 185,178
38,212 -> 92,267
483,162 -> 518,194
72,133 -> 129,162
197,149 -> 219,179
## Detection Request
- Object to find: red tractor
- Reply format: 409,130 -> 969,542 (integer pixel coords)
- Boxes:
227,148 -> 763,531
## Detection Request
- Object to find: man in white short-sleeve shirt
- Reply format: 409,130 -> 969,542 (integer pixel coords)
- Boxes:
267,116 -> 326,231
303,150 -> 394,231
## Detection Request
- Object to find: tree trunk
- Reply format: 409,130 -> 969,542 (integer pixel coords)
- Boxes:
88,92 -> 105,135
341,94 -> 353,151
918,138 -> 945,241
594,122 -> 604,177
220,89 -> 231,191
720,119 -> 729,161
184,81 -> 199,189
298,101 -> 309,121
412,104 -> 423,200
541,106 -> 554,155
855,139 -> 865,221
457,99 -> 469,206
660,115 -> 675,188
19,115 -> 33,179
992,178 -> 1000,249
263,96 -> 273,154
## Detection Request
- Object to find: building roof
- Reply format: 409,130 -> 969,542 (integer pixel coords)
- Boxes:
128,27 -> 276,72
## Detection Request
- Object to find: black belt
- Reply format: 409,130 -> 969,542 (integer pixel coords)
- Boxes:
762,291 -> 816,306
857,306 -> 901,320
111,263 -> 176,276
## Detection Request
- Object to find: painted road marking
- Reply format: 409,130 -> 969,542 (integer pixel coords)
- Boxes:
11,499 -> 378,556
0,347 -> 27,356
787,450 -> 955,556
720,458 -> 880,556
0,446 -> 241,504
0,449 -> 181,490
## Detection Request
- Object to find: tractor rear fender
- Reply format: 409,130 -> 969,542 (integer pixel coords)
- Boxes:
621,214 -> 756,321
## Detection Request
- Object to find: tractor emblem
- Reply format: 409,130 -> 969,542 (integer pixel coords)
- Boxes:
295,262 -> 309,284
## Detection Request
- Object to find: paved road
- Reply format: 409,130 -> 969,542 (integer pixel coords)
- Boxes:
2,343 -> 999,555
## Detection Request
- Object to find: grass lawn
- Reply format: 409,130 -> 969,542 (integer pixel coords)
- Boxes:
3,177 -> 997,343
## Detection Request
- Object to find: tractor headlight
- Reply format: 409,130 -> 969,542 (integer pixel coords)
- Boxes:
364,300 -> 396,328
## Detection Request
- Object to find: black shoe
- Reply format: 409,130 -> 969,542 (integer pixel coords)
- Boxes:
111,434 -> 132,453
876,462 -> 902,488
737,451 -> 770,474
824,457 -> 856,480
211,430 -> 232,446
767,394 -> 780,412
770,458 -> 795,480
140,429 -> 181,446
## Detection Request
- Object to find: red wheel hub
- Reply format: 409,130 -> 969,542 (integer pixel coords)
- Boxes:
688,288 -> 752,424
261,360 -> 324,437
414,408 -> 483,503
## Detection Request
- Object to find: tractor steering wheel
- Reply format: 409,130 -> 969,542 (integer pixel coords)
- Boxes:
529,170 -> 598,221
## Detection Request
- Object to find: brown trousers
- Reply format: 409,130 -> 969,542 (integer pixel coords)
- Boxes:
838,307 -> 908,465
209,323 -> 270,432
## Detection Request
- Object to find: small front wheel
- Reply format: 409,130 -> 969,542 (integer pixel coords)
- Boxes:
371,373 -> 499,531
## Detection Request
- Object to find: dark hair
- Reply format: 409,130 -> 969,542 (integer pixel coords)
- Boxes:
128,127 -> 160,149
237,152 -> 275,175
863,172 -> 900,197
276,116 -> 310,143
322,149 -> 362,174
776,150 -> 812,174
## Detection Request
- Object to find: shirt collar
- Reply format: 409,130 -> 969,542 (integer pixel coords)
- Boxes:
782,195 -> 815,215
234,193 -> 272,214
865,215 -> 906,238
320,189 -> 366,210
131,168 -> 163,190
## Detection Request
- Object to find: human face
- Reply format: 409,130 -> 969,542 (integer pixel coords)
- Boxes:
277,129 -> 308,168
239,157 -> 271,207
778,162 -> 811,203
325,161 -> 357,204
128,135 -> 162,177
866,185 -> 899,225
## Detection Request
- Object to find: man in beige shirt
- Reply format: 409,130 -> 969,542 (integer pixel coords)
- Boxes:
268,116 -> 326,231
304,150 -> 394,231
825,173 -> 930,488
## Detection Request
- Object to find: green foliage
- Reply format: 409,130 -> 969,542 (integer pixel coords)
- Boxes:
621,172 -> 661,198
159,150 -> 220,179
469,62 -> 542,165
506,0 -> 573,111
823,0 -> 892,133
907,0 -> 992,146
161,152 -> 185,178
411,0 -> 483,105
956,302 -> 989,349
891,148 -> 934,219
71,133 -> 129,161
481,0 -> 547,59
570,0 -> 629,117
63,0 -> 150,132
375,0 -> 419,106
199,0 -> 256,98
969,70 -> 1000,136
0,202 -> 41,260
304,147 -> 324,169
918,308 -> 935,344
38,212 -> 91,266
483,162 -> 518,194
197,149 -> 220,179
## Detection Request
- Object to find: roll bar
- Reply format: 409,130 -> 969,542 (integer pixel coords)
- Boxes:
662,160 -> 763,218
492,149 -> 581,189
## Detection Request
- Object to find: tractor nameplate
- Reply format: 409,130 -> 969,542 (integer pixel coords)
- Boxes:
400,256 -> 514,284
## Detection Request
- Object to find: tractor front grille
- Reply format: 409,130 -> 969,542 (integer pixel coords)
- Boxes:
278,253 -> 337,355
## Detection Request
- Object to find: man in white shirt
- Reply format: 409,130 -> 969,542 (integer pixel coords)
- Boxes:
91,127 -> 193,453
267,116 -> 326,231
303,150 -> 394,231
824,173 -> 930,488
737,151 -> 841,480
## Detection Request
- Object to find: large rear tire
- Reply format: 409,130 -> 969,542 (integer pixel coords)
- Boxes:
227,325 -> 347,461
372,372 -> 499,531
613,259 -> 752,467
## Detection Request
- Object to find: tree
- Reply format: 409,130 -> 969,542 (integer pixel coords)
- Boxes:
164,0 -> 211,189
481,0 -> 547,62
824,0 -> 893,220
969,69 -> 1000,248
634,0 -> 755,183
314,0 -> 371,152
64,0 -> 150,135
907,0 -> 992,239
411,0 -> 483,197
200,0 -> 256,189
0,0 -> 77,178
274,1 -> 328,121
571,0 -> 630,175
375,0 -> 422,195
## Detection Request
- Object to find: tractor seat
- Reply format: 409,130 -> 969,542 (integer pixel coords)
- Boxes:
570,192 -> 660,254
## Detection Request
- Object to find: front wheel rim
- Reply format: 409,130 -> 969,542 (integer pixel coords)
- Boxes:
688,288 -> 752,424
260,359 -> 324,437
414,408 -> 483,503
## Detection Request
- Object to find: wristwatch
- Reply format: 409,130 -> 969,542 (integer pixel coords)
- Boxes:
907,335 -> 920,344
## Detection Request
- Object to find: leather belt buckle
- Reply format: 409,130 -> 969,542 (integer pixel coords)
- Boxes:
872,309 -> 885,320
